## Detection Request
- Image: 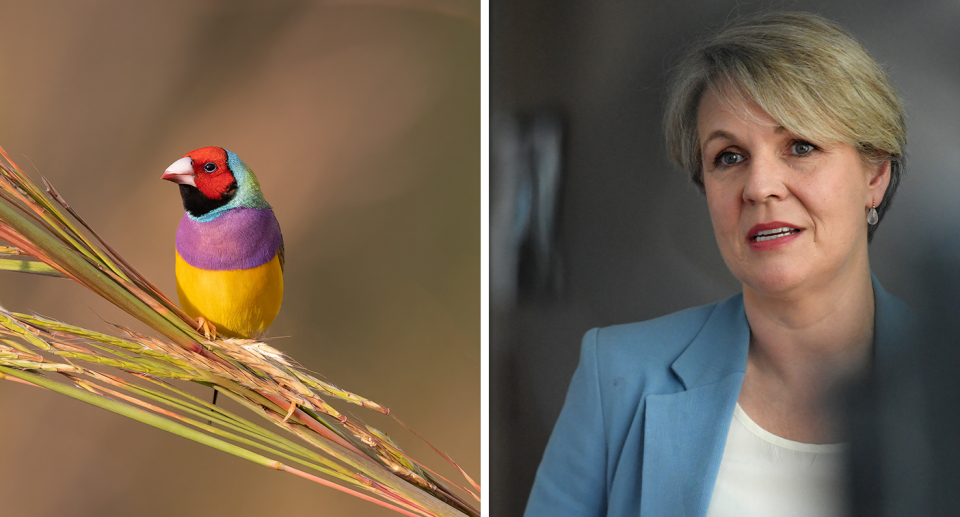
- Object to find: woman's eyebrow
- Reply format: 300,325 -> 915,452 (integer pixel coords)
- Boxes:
702,129 -> 737,149
703,125 -> 790,149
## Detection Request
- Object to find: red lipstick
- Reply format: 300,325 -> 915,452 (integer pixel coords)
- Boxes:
747,221 -> 802,251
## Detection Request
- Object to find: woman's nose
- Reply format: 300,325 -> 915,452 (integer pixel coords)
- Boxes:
741,154 -> 789,204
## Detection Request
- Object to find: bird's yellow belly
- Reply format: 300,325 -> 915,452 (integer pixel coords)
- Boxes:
175,252 -> 283,339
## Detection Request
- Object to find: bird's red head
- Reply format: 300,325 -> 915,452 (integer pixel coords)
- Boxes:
163,146 -> 240,217
163,146 -> 236,200
188,147 -> 236,200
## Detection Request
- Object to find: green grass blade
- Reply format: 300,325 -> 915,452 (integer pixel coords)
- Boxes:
0,199 -> 202,351
0,257 -> 66,277
0,366 -> 431,515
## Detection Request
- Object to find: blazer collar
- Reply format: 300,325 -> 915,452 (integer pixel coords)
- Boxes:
670,293 -> 750,390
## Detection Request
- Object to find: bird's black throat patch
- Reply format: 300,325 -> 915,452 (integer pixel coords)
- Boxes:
179,182 -> 238,217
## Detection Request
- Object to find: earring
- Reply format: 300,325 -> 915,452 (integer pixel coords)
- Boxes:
867,201 -> 879,225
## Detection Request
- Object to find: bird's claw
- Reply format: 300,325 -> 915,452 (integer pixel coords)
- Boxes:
196,317 -> 217,340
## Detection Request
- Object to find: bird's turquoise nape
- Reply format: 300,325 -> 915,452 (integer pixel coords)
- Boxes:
0,144 -> 480,517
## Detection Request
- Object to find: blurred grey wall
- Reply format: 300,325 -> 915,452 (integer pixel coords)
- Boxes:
491,1 -> 960,515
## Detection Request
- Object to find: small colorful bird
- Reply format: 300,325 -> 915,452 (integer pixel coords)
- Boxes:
162,146 -> 283,340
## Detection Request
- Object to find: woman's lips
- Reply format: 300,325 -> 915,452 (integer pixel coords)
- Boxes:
747,225 -> 803,250
753,227 -> 800,242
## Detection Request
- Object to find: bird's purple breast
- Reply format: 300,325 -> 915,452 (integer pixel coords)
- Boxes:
176,208 -> 282,270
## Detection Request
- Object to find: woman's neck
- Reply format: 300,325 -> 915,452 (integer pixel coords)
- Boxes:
743,265 -> 874,378
738,260 -> 875,443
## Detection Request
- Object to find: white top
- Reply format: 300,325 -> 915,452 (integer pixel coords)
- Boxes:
705,403 -> 849,517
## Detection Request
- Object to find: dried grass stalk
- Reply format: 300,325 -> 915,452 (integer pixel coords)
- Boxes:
0,146 -> 478,517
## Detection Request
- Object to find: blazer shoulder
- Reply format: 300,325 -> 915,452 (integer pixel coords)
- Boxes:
594,302 -> 718,366
589,301 -> 722,397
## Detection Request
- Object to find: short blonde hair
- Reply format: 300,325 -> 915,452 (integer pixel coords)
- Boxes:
663,11 -> 906,241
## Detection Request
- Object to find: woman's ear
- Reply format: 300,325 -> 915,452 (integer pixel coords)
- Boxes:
867,160 -> 892,204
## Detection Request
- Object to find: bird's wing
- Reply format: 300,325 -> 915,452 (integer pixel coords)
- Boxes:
278,232 -> 285,273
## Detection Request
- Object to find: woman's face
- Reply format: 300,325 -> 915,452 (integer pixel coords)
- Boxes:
696,89 -> 890,296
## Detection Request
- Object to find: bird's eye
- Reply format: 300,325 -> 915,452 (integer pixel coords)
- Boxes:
203,162 -> 218,173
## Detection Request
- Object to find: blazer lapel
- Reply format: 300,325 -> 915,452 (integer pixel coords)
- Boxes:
640,294 -> 750,517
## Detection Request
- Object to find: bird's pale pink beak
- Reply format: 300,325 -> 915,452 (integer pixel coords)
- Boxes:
162,157 -> 196,187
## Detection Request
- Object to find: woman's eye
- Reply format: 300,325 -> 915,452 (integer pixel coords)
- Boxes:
790,141 -> 816,155
716,152 -> 745,166
203,162 -> 218,173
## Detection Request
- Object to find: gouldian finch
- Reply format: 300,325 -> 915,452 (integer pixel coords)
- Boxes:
162,146 -> 283,339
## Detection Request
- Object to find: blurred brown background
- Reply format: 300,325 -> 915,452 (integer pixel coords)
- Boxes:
0,1 -> 479,516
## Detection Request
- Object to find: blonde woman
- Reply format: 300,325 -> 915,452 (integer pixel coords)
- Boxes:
525,11 -> 911,517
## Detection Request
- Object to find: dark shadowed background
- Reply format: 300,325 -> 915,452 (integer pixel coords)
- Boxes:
491,1 -> 960,515
0,1 -> 478,516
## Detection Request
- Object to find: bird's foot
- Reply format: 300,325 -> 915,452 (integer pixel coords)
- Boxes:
196,317 -> 218,340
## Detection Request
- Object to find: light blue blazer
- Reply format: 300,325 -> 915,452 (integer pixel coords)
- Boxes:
525,276 -> 913,517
